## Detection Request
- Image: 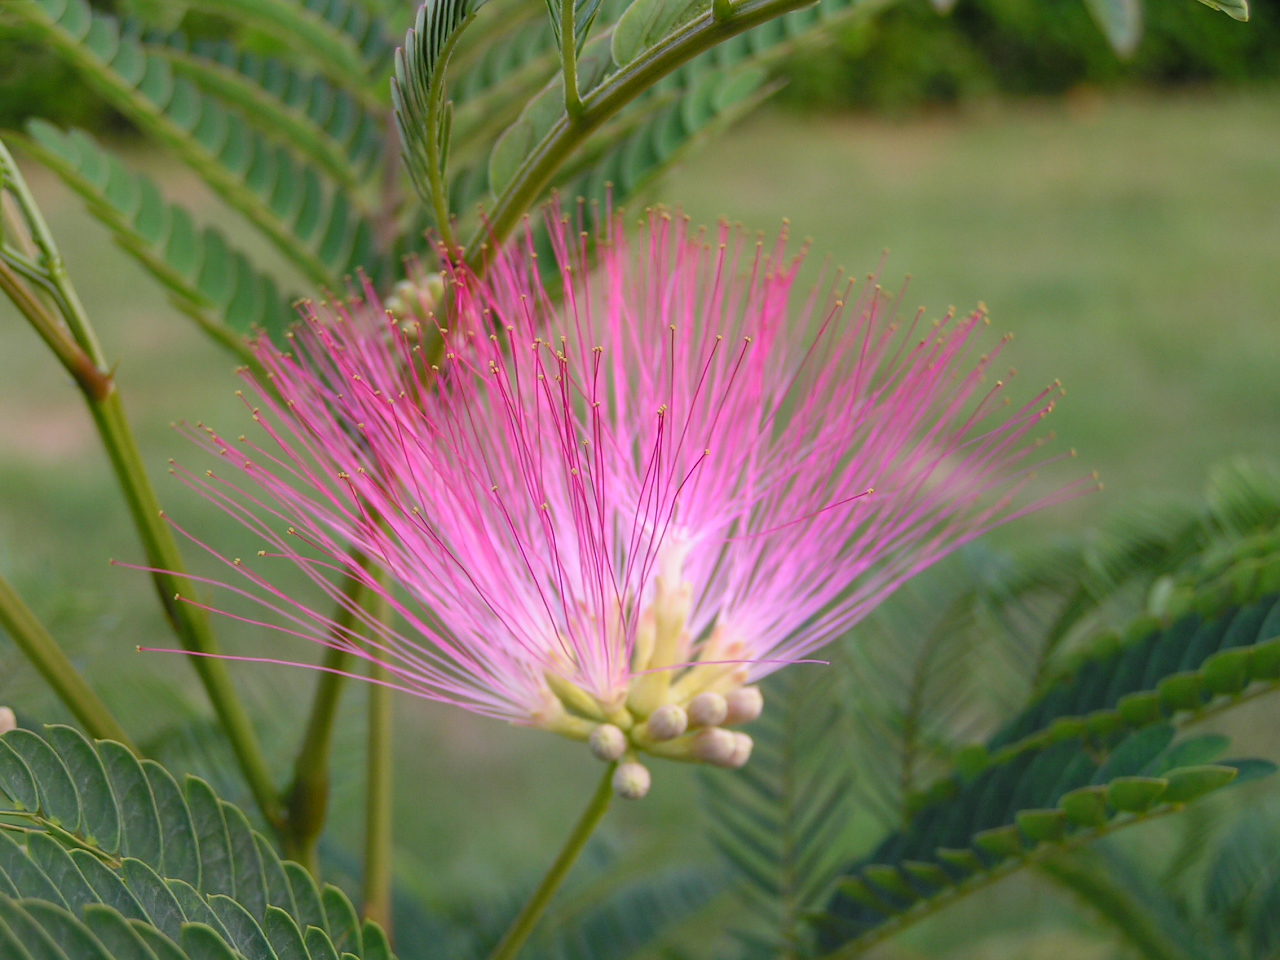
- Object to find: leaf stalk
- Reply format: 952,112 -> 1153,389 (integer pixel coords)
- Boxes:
363,581 -> 394,929
464,0 -> 827,269
282,572 -> 366,872
487,763 -> 617,960
561,0 -> 584,120
0,138 -> 285,832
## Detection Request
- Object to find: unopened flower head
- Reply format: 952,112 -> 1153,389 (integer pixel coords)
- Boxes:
169,208 -> 1079,794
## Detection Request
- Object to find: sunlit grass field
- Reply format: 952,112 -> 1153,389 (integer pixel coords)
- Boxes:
3,89 -> 1280,947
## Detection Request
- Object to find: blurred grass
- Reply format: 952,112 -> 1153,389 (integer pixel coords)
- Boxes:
3,88 -> 1280,938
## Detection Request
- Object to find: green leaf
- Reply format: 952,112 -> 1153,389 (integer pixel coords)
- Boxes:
128,921 -> 187,960
26,833 -> 98,913
3,730 -> 80,831
141,762 -> 199,890
392,0 -> 484,214
1106,776 -> 1168,813
208,895 -> 276,960
1060,786 -> 1109,827
253,839 -> 293,921
359,922 -> 389,960
94,740 -> 160,869
167,880 -> 233,943
1161,764 -> 1238,803
263,907 -> 309,960
219,803 -> 266,922
178,0 -> 389,94
22,900 -> 113,960
0,739 -> 40,813
152,40 -> 380,191
1016,809 -> 1066,844
305,926 -> 340,960
12,123 -> 292,355
182,922 -> 240,960
83,905 -> 158,960
320,886 -> 360,957
122,859 -> 187,943
612,0 -> 709,67
0,832 -> 67,908
70,852 -> 148,922
1082,0 -> 1142,56
185,779 -> 234,900
8,0 -> 377,289
282,864 -> 324,935
0,898 -> 63,960
44,727 -> 121,856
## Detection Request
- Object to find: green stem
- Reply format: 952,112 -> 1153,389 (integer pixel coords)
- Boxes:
487,764 -> 616,960
1,139 -> 284,831
463,0 -> 827,269
560,0 -> 582,119
282,575 -> 365,872
0,574 -> 136,751
363,585 -> 394,929
93,393 -> 285,829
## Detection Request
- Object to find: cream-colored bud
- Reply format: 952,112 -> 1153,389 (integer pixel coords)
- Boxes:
645,704 -> 687,741
724,686 -> 763,725
612,761 -> 651,799
691,728 -> 736,766
727,732 -> 753,769
686,692 -> 727,728
0,706 -> 14,735
589,724 -> 627,762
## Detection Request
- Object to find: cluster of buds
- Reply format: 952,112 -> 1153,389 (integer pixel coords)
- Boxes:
531,557 -> 762,800
382,271 -> 444,334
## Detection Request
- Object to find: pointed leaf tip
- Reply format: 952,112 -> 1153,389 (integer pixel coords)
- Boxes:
1083,0 -> 1143,56
1196,0 -> 1248,19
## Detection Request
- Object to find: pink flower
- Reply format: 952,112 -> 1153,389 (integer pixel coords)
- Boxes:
169,210 -> 1079,789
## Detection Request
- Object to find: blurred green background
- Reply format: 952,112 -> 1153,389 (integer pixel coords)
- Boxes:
4,2 -> 1280,956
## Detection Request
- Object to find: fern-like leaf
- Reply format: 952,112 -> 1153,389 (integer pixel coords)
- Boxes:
10,123 -> 293,356
701,669 -> 852,957
0,725 -> 395,960
814,724 -> 1273,959
180,0 -> 393,95
6,0 -> 380,289
392,0 -> 486,219
148,33 -> 384,191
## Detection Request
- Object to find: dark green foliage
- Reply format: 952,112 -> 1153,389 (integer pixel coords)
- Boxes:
702,669 -> 853,956
814,725 -> 1271,956
0,726 -> 397,960
785,0 -> 1280,114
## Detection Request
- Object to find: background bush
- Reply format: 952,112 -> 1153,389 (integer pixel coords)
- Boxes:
785,0 -> 1280,111
6,0 -> 1280,131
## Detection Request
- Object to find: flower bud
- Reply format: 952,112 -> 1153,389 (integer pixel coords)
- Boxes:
589,724 -> 627,762
686,692 -> 727,728
727,732 -> 753,769
613,761 -> 651,799
691,727 -> 736,766
724,686 -> 763,725
0,706 -> 14,736
645,704 -> 688,741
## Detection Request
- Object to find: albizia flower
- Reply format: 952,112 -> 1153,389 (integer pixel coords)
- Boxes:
171,209 -> 1078,797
